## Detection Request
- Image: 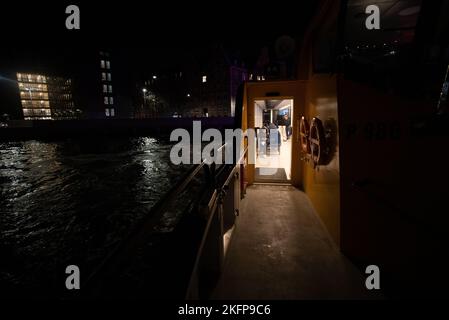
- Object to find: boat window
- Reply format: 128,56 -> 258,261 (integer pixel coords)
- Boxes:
344,0 -> 422,49
312,23 -> 338,74
342,0 -> 427,97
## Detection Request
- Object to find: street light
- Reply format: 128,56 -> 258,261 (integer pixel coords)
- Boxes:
142,87 -> 147,108
141,88 -> 149,118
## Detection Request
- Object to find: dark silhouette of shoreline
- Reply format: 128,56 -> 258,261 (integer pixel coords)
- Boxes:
0,117 -> 235,141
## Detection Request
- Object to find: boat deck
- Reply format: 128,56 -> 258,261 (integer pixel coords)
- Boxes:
212,184 -> 379,299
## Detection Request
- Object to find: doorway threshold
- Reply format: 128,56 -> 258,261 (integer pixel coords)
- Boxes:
254,181 -> 292,186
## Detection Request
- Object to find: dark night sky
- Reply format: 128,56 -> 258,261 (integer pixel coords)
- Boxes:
0,1 -> 318,69
0,0 -> 318,77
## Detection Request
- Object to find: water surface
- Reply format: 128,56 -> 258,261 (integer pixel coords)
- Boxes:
0,137 -> 189,296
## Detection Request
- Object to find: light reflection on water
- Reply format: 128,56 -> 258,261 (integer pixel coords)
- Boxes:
0,137 -> 189,296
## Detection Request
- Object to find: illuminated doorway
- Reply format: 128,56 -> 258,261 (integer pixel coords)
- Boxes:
254,99 -> 293,182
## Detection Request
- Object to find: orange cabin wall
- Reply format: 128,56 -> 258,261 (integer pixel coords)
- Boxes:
302,74 -> 341,245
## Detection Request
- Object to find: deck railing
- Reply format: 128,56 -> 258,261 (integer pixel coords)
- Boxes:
83,143 -> 247,299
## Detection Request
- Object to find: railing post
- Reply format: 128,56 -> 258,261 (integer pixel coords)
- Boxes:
195,196 -> 224,299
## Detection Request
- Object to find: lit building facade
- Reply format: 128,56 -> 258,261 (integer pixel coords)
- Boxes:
16,73 -> 77,120
0,47 -> 136,120
99,51 -> 115,117
137,46 -> 248,118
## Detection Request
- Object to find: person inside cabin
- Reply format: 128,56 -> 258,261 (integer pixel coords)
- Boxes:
283,113 -> 292,140
278,113 -> 290,142
263,121 -> 270,131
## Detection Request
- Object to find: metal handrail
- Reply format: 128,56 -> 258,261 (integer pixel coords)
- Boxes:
84,142 -> 234,294
185,145 -> 248,299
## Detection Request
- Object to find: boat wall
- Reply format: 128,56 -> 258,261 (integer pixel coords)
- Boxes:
336,78 -> 446,293
302,74 -> 340,245
296,0 -> 342,245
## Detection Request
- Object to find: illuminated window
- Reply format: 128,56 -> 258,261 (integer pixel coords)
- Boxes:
102,72 -> 107,81
103,84 -> 108,93
110,108 -> 115,117
106,61 -> 111,69
104,96 -> 109,105
107,73 -> 112,81
101,60 -> 106,68
108,85 -> 113,93
202,75 -> 207,83
105,108 -> 110,116
109,97 -> 114,105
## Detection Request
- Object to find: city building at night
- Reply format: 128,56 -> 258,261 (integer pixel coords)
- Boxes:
71,49 -> 135,119
0,48 -> 135,120
186,47 -> 247,117
99,51 -> 115,118
136,69 -> 186,118
16,73 -> 77,120
249,36 -> 298,82
138,46 -> 248,118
